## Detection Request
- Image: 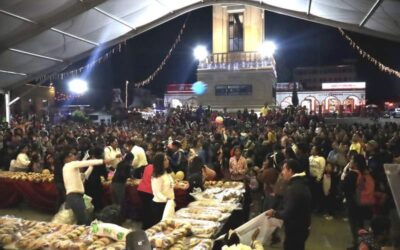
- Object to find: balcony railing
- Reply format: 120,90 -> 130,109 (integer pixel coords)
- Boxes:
198,51 -> 276,73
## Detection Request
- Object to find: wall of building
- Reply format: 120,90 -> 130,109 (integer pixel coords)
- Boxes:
213,5 -> 264,53
11,84 -> 55,115
212,5 -> 229,54
197,69 -> 276,109
294,65 -> 357,90
164,94 -> 199,108
276,90 -> 366,113
243,6 -> 264,52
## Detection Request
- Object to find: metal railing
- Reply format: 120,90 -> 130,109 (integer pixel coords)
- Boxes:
198,51 -> 276,73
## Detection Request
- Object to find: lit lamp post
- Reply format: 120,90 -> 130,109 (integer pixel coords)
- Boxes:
125,80 -> 129,109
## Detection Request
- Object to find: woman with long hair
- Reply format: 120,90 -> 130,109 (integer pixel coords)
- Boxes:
342,153 -> 373,250
229,146 -> 247,181
187,156 -> 216,193
138,162 -> 154,230
150,153 -> 174,227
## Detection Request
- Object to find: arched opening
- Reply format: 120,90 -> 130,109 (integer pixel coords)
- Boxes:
280,96 -> 292,109
323,96 -> 340,114
301,96 -> 320,114
343,95 -> 361,113
171,99 -> 183,108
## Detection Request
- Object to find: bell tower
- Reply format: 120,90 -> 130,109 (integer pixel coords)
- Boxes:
197,5 -> 276,110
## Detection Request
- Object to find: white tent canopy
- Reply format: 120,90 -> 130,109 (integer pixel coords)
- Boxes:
0,0 -> 399,91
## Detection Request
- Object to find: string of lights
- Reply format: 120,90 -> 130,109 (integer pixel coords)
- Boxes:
37,42 -> 127,82
133,14 -> 190,88
338,28 -> 400,78
54,91 -> 82,102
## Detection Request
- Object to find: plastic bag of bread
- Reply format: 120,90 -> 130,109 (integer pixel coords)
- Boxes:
90,220 -> 131,241
83,194 -> 94,214
162,199 -> 175,220
51,203 -> 76,224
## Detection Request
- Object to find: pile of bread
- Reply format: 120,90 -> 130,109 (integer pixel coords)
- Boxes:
204,181 -> 244,190
146,219 -> 215,250
146,219 -> 191,248
0,170 -> 53,183
0,217 -> 126,250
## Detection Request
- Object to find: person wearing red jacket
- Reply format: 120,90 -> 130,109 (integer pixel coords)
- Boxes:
137,163 -> 154,230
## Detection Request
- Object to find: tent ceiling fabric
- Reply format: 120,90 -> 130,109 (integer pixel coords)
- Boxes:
0,0 -> 399,91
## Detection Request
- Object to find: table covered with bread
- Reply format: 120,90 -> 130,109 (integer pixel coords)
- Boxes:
0,171 -> 190,216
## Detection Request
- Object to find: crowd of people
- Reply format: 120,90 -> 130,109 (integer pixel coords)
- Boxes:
1,105 -> 399,250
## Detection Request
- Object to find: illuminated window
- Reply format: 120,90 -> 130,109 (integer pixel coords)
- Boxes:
228,13 -> 244,52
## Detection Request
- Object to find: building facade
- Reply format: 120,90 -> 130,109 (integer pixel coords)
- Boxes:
164,84 -> 198,108
294,65 -> 357,90
276,82 -> 366,114
10,84 -> 55,115
196,5 -> 276,110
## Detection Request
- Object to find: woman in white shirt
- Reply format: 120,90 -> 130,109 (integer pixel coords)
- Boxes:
10,145 -> 31,172
151,152 -> 174,227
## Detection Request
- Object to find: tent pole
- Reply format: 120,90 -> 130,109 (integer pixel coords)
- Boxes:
5,91 -> 10,124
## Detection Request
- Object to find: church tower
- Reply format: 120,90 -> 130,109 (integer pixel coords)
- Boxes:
197,5 -> 276,110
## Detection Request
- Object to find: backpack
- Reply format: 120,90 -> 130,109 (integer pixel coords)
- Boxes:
96,205 -> 123,225
356,171 -> 375,206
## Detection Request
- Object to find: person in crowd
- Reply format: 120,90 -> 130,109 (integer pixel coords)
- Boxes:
309,145 -> 326,212
197,141 -> 212,168
29,154 -> 42,173
295,142 -> 310,175
257,157 -> 279,221
265,159 -> 312,250
104,137 -> 122,170
84,148 -> 108,212
137,162 -> 154,230
150,152 -> 174,227
44,152 -> 56,172
111,153 -> 134,216
229,146 -> 248,181
342,154 -> 374,250
54,152 -> 66,208
62,149 -> 112,225
125,139 -> 148,179
169,140 -> 187,172
365,140 -> 384,185
350,133 -> 364,155
186,156 -> 216,193
9,144 -> 30,172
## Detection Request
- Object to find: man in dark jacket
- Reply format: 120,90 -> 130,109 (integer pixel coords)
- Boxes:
265,159 -> 312,250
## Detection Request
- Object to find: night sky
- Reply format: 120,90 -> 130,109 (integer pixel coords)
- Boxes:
55,6 -> 400,108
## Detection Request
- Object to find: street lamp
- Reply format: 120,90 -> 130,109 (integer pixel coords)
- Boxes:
258,41 -> 277,58
193,45 -> 209,61
125,80 -> 129,109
